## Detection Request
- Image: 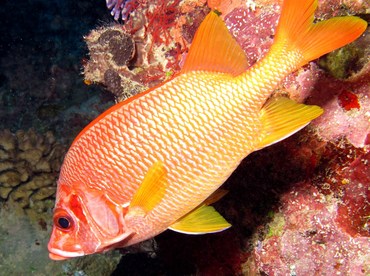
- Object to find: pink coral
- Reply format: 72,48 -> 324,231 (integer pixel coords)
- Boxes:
254,181 -> 370,275
225,5 -> 279,66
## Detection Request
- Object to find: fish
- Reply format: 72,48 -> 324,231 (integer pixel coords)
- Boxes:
48,0 -> 366,260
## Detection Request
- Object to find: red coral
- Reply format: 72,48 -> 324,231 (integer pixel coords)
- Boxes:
146,0 -> 181,46
338,90 -> 360,111
336,152 -> 370,237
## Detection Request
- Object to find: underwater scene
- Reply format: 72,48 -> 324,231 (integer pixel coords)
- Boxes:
0,0 -> 369,275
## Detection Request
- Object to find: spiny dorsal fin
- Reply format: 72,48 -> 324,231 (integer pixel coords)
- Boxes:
130,161 -> 167,213
258,97 -> 323,149
169,204 -> 231,234
181,11 -> 248,76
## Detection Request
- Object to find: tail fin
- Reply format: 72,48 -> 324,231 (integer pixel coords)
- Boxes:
274,0 -> 367,67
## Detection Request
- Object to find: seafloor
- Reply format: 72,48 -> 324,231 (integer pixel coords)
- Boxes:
0,0 -> 369,275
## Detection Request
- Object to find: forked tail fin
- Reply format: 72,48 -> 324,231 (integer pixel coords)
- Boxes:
274,0 -> 367,67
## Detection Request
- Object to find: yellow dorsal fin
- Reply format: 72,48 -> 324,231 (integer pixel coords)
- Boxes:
258,97 -> 323,149
130,161 -> 167,213
274,0 -> 367,67
181,11 -> 248,76
169,205 -> 231,234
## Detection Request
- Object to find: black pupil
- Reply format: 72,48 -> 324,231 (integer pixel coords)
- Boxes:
58,217 -> 70,229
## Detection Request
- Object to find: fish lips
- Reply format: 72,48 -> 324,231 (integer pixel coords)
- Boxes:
48,247 -> 85,260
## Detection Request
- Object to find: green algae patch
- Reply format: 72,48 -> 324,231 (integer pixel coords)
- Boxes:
266,212 -> 286,239
318,43 -> 366,79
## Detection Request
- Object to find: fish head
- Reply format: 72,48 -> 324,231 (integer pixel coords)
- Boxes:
48,180 -> 133,260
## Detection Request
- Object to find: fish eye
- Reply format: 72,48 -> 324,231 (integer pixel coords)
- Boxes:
58,217 -> 70,229
54,215 -> 74,231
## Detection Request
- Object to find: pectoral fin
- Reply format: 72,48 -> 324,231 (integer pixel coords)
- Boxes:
258,97 -> 323,149
169,205 -> 231,234
130,161 -> 167,213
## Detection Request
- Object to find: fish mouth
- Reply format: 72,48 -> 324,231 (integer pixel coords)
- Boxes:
48,248 -> 85,260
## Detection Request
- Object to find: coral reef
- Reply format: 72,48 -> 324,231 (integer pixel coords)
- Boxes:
254,183 -> 370,274
0,129 -> 64,212
249,138 -> 370,274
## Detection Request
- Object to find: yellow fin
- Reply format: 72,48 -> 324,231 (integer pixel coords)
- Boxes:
169,205 -> 231,234
130,161 -> 167,213
274,0 -> 367,67
181,11 -> 248,76
258,97 -> 323,149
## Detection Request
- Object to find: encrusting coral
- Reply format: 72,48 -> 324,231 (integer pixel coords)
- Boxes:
0,129 -> 65,212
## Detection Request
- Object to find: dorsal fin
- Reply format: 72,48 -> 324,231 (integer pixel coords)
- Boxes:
181,11 -> 248,76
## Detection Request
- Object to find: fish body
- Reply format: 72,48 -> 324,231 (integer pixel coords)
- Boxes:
48,0 -> 366,260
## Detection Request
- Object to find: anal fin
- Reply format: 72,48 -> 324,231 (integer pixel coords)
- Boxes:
258,97 -> 323,149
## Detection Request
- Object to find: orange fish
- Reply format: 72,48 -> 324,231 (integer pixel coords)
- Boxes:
48,0 -> 366,260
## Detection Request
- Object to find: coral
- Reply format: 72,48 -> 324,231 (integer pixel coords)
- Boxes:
334,151 -> 370,237
0,129 -> 65,211
337,90 -> 361,111
253,181 -> 370,274
106,0 -> 128,21
208,0 -> 260,16
308,62 -> 369,148
225,5 -> 279,66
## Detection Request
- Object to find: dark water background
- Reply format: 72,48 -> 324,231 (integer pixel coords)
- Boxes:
0,0 -> 114,144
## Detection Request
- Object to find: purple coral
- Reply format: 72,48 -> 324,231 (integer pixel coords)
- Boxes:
106,0 -> 137,21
